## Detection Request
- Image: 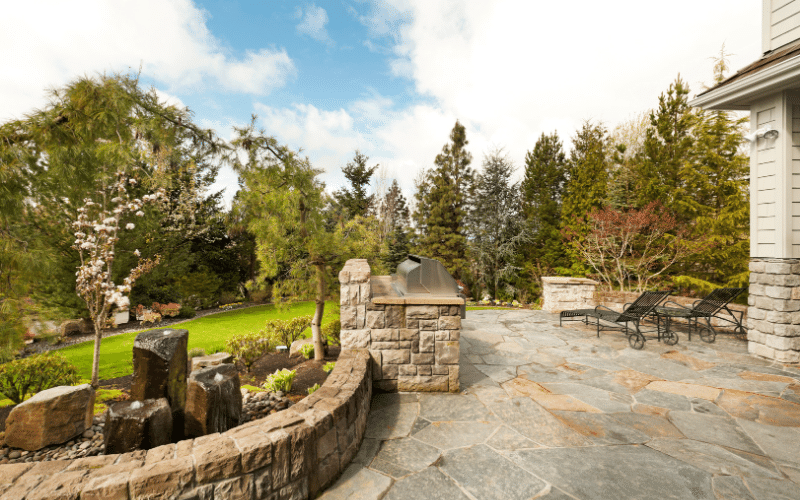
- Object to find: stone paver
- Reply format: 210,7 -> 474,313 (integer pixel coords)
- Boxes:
320,310 -> 800,500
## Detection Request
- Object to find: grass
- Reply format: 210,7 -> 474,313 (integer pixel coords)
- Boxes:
93,388 -> 124,415
57,301 -> 337,381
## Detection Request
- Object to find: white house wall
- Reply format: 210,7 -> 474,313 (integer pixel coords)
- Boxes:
753,96 -> 779,257
764,0 -> 800,53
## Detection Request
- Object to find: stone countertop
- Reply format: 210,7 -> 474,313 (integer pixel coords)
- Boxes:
370,276 -> 464,306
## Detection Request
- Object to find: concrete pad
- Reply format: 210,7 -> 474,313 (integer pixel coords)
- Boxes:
491,397 -> 592,447
372,437 -> 440,475
412,421 -> 499,450
711,476 -> 755,500
381,467 -> 470,500
668,412 -> 764,455
418,393 -> 496,422
645,380 -> 720,401
485,426 -> 540,451
507,445 -> 715,500
743,477 -> 799,500
609,412 -> 685,439
438,444 -> 547,500
542,383 -> 632,413
645,438 -> 781,478
716,390 -> 800,427
365,403 -> 419,440
552,411 -> 650,445
319,464 -> 392,500
736,419 -> 800,465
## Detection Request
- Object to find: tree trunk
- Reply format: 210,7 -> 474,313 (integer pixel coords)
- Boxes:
312,263 -> 326,361
90,319 -> 103,388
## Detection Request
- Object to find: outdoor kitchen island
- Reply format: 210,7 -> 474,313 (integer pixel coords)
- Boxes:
338,257 -> 464,392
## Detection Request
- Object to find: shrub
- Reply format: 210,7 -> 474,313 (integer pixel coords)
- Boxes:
0,352 -> 80,404
307,383 -> 320,395
226,331 -> 273,372
249,289 -> 270,304
262,369 -> 296,393
188,348 -> 207,358
141,311 -> 162,326
161,303 -> 181,318
218,291 -> 237,306
178,304 -> 196,319
322,317 -> 341,346
263,315 -> 312,348
299,343 -> 314,360
322,361 -> 336,374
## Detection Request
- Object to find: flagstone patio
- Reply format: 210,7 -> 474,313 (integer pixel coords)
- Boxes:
320,309 -> 800,500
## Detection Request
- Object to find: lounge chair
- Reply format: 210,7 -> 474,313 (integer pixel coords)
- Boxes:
653,287 -> 746,343
559,290 -> 672,349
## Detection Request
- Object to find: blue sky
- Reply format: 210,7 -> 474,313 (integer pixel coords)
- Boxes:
1,1 -> 762,207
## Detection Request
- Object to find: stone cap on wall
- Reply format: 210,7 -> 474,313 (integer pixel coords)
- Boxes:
542,277 -> 599,285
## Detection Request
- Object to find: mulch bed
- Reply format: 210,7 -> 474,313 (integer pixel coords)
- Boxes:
0,345 -> 340,431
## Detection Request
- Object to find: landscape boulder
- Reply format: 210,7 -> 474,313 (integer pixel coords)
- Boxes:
104,398 -> 172,454
132,328 -> 188,440
59,319 -> 93,336
4,384 -> 94,451
190,351 -> 234,372
185,364 -> 242,437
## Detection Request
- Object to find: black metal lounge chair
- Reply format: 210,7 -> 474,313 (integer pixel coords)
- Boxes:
653,287 -> 747,343
559,291 -> 672,349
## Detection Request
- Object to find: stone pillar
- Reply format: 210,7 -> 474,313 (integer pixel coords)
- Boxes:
541,277 -> 598,313
747,258 -> 800,363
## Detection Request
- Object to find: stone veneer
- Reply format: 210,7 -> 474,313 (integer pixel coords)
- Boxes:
541,277 -> 599,313
0,349 -> 372,500
339,259 -> 462,393
747,258 -> 800,363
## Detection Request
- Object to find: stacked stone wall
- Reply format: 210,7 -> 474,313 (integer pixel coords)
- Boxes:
747,258 -> 800,363
0,349 -> 373,500
541,277 -> 598,313
339,259 -> 461,393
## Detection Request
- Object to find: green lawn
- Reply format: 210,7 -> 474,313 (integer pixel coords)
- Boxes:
58,301 -> 336,381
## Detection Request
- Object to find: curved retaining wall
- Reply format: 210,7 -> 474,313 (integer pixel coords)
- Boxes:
0,349 -> 372,500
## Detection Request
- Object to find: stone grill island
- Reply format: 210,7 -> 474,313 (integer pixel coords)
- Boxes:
339,256 -> 464,393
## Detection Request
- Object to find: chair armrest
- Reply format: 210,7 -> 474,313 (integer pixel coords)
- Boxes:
594,304 -> 615,313
692,299 -> 701,307
663,301 -> 690,310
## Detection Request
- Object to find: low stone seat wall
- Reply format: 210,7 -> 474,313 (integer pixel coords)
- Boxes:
0,349 -> 372,500
541,277 -> 598,313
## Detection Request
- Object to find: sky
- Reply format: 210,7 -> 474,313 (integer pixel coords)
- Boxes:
0,0 -> 761,207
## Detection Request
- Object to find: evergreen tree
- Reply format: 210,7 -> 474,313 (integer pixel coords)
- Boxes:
379,180 -> 411,270
562,121 -> 609,224
333,150 -> 378,220
521,132 -> 568,279
469,149 -> 528,300
413,121 -> 473,279
637,76 -> 695,219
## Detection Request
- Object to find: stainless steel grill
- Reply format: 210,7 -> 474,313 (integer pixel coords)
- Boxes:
392,255 -> 465,317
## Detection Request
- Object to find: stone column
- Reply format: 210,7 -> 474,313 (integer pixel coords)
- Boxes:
339,259 -> 371,348
747,258 -> 800,363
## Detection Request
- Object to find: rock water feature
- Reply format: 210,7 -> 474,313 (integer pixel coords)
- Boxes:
185,364 -> 242,437
130,328 -> 188,441
104,398 -> 173,454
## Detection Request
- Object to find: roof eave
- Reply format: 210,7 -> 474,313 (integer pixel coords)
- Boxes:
689,53 -> 800,111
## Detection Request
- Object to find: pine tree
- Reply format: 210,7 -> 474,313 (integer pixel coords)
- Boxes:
562,121 -> 609,223
333,150 -> 378,220
637,76 -> 695,219
379,180 -> 411,270
521,132 -> 568,278
413,121 -> 473,279
469,149 -> 528,300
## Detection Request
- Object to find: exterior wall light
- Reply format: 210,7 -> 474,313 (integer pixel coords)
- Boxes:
745,128 -> 780,142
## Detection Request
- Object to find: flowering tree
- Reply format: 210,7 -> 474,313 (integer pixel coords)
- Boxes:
563,202 -> 710,292
73,171 -> 163,386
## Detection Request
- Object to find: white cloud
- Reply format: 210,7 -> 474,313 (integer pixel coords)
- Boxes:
296,5 -> 334,46
0,0 -> 295,121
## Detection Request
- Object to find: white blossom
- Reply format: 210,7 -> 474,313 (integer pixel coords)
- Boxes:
126,223 -> 135,230
134,249 -> 141,257
136,211 -> 144,217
